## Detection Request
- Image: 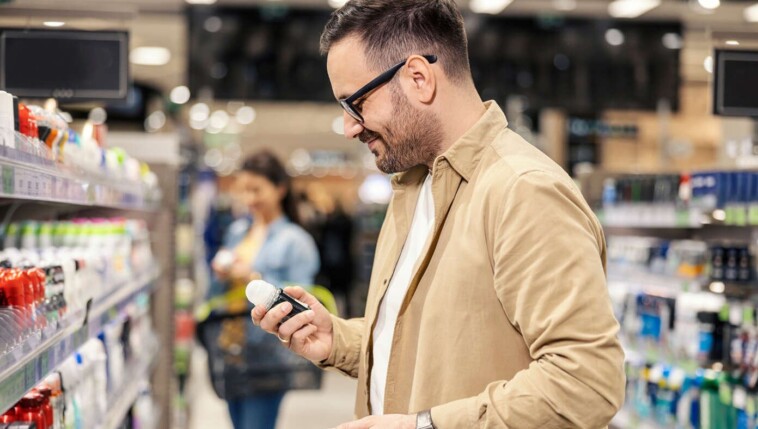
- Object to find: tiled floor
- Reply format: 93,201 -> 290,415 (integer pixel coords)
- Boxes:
187,346 -> 357,429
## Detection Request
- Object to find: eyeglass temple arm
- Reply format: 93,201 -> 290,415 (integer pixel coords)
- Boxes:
345,55 -> 438,103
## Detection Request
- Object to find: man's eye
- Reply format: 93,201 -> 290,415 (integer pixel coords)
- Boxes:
354,100 -> 364,113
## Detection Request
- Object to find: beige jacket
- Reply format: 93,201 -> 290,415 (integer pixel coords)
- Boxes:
320,102 -> 625,428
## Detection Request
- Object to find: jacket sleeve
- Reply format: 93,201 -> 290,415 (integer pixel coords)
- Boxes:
315,315 -> 365,379
431,171 -> 626,428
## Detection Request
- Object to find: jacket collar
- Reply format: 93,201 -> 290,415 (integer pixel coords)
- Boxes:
391,100 -> 508,187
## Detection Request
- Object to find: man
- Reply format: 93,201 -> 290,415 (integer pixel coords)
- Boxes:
252,1 -> 626,427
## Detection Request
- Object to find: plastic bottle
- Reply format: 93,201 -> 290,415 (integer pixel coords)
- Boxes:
43,373 -> 64,429
17,393 -> 47,429
4,270 -> 30,335
34,386 -> 54,429
0,408 -> 15,424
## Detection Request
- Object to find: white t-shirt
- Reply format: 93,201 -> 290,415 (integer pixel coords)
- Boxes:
370,173 -> 435,415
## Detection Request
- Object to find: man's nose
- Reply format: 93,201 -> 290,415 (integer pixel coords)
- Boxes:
343,111 -> 364,140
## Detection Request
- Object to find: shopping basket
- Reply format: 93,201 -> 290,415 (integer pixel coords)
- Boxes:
195,285 -> 338,400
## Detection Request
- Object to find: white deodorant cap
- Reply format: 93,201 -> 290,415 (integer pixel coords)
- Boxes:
246,279 -> 278,309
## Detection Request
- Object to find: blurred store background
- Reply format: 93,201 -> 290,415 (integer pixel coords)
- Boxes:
1,0 -> 758,428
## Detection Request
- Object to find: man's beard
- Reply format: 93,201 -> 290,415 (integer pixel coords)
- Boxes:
359,88 -> 443,174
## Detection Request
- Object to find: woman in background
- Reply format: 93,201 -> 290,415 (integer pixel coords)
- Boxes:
210,150 -> 319,429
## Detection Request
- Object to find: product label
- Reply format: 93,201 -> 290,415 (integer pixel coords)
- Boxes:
735,387 -> 747,410
720,382 -> 733,406
750,205 -> 758,226
746,394 -> 756,416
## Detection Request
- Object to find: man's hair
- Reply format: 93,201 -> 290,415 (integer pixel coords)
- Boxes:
320,0 -> 471,84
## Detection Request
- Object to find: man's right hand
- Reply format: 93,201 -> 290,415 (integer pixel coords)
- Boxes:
251,286 -> 334,362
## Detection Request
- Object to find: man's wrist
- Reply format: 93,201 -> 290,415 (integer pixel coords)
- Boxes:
416,410 -> 435,429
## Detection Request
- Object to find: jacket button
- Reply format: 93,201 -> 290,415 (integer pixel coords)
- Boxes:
383,279 -> 388,285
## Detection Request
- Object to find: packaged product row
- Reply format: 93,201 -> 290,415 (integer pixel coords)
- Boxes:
0,306 -> 158,429
616,292 -> 758,428
0,218 -> 154,358
608,236 -> 755,285
602,171 -> 758,227
0,90 -> 158,194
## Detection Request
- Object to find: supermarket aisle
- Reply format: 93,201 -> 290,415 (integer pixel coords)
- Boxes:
187,346 -> 357,429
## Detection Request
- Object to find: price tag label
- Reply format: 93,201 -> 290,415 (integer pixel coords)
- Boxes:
675,210 -> 690,228
39,351 -> 50,376
24,361 -> 35,389
2,165 -> 14,195
749,205 -> 758,226
0,371 -> 24,411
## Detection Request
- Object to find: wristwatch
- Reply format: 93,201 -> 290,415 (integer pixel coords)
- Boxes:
416,410 -> 435,429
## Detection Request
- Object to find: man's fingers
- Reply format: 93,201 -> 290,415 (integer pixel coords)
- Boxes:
259,302 -> 292,332
283,286 -> 322,308
290,323 -> 318,347
278,310 -> 316,339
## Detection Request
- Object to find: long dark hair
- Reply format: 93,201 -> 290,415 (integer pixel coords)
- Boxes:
241,150 -> 301,226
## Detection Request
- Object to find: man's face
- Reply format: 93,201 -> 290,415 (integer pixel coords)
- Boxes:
327,37 -> 443,174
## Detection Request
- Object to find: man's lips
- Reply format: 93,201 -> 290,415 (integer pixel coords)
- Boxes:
366,138 -> 379,152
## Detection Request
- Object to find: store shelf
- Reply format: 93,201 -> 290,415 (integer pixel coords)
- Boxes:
598,207 -> 706,229
0,266 -> 161,415
599,208 -> 758,231
607,264 -> 758,299
0,146 -> 154,211
99,341 -> 160,429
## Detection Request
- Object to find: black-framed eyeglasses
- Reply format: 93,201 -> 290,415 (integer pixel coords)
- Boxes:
338,54 -> 438,124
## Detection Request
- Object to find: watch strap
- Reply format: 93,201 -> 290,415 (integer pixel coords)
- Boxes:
416,409 -> 435,429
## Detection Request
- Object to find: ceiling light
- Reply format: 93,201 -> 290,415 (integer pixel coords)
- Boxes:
709,281 -> 725,294
189,103 -> 210,122
43,21 -> 65,28
186,0 -> 217,4
704,55 -> 714,74
746,3 -> 758,22
662,33 -> 683,50
698,0 -> 720,10
328,0 -> 348,8
170,86 -> 191,105
608,0 -> 661,18
469,0 -> 515,15
130,47 -> 171,66
145,111 -> 167,132
726,40 -> 740,46
236,106 -> 256,125
552,0 -> 577,11
605,28 -> 625,46
210,110 -> 230,130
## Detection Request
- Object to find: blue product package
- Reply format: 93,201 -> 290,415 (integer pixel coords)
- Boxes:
691,172 -> 704,205
717,171 -> 730,210
745,172 -> 754,204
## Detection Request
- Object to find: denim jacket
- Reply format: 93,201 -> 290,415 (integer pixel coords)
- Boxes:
209,215 -> 320,298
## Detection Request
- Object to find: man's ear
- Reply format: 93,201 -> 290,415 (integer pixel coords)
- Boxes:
402,55 -> 437,104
